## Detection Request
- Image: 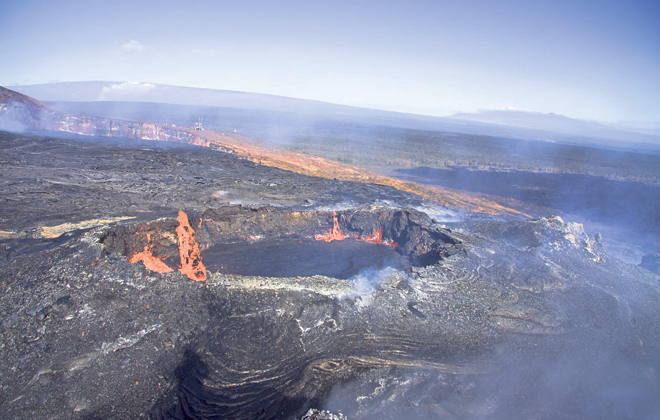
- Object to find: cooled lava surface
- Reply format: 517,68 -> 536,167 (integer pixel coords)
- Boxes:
1,128 -> 660,420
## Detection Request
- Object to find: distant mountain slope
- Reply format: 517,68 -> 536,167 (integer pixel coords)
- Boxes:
449,109 -> 660,144
9,81 -> 399,119
10,81 -> 660,153
0,86 -> 50,131
0,85 -> 205,145
452,109 -> 607,129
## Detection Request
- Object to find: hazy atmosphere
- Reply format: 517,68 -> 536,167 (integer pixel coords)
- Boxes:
1,0 -> 659,122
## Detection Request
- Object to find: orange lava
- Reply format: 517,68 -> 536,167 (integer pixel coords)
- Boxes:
128,249 -> 174,273
199,130 -> 536,218
357,229 -> 396,247
315,214 -> 390,246
176,210 -> 207,282
359,229 -> 383,244
315,211 -> 355,242
127,231 -> 174,273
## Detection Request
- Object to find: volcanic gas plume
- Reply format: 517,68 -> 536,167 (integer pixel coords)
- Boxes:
2,118 -> 659,420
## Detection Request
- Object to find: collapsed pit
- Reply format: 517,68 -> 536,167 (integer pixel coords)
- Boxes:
101,206 -> 464,281
203,237 -> 407,279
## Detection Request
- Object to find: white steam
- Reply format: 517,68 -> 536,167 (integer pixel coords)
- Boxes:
347,267 -> 403,302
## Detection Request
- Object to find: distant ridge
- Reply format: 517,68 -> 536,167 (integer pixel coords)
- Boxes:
448,109 -> 660,142
0,86 -> 50,131
10,81 -> 660,152
8,81 -> 402,119
0,85 -> 205,145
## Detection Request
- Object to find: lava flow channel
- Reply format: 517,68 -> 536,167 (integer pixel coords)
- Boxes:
176,210 -> 207,282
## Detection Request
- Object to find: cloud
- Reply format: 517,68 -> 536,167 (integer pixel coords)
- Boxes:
99,82 -> 156,101
121,40 -> 145,53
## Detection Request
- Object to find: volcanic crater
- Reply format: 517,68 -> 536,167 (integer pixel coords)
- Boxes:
101,206 -> 465,281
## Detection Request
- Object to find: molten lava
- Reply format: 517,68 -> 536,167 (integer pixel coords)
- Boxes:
359,229 -> 383,244
356,229 -> 396,247
129,249 -> 174,274
127,232 -> 174,274
111,207 -> 459,281
122,211 -> 206,281
315,211 -> 353,242
315,213 -> 396,247
0,86 -> 538,218
176,210 -> 207,282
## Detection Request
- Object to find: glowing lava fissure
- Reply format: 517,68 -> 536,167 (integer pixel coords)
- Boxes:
359,229 -> 382,243
176,210 -> 207,282
315,211 -> 395,247
103,206 -> 466,279
315,211 -> 354,242
128,250 -> 174,273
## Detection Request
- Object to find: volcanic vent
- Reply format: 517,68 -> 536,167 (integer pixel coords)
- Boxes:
101,206 -> 464,280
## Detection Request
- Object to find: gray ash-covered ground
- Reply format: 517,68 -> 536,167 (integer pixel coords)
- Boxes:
1,130 -> 660,420
0,131 -> 430,233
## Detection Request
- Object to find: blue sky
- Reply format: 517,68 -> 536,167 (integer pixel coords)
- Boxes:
1,0 -> 658,122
